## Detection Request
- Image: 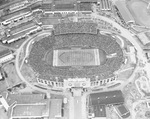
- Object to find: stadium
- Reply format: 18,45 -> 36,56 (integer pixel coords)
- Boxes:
27,22 -> 124,86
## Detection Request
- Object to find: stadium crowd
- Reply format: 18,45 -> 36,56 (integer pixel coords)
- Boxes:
28,22 -> 123,85
54,22 -> 98,35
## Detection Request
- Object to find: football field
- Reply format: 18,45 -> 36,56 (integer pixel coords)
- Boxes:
53,49 -> 100,66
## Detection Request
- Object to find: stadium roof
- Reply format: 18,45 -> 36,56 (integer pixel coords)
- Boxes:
115,1 -> 134,24
93,105 -> 106,117
90,90 -> 124,105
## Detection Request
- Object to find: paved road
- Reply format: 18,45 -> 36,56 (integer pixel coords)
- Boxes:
15,13 -> 145,93
91,13 -> 144,60
74,96 -> 82,119
14,13 -> 149,119
68,95 -> 87,119
15,31 -> 65,94
15,32 -> 49,93
69,96 -> 74,119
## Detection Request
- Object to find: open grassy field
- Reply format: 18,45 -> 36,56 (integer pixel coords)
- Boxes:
127,0 -> 150,27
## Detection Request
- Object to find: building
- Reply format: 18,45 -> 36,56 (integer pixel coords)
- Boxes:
8,98 -> 63,119
0,50 -> 14,64
99,0 -> 112,11
10,20 -> 37,36
1,11 -> 32,27
89,90 -> 124,105
115,1 -> 134,24
126,46 -> 136,64
49,99 -> 63,118
4,20 -> 39,44
93,105 -> 106,118
0,95 -> 9,111
89,90 -> 125,119
7,93 -> 49,119
0,8 -> 30,22
10,103 -> 49,119
9,0 -> 29,13
7,93 -> 46,105
137,32 -> 150,46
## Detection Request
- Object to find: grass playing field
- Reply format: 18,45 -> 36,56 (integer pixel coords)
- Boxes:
53,49 -> 101,66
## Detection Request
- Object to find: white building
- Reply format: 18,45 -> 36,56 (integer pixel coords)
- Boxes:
127,46 -> 136,64
0,95 -> 9,111
0,50 -> 14,64
137,32 -> 150,46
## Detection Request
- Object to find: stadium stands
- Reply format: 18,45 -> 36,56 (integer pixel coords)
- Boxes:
92,18 -> 121,34
28,22 -> 123,84
77,2 -> 92,12
41,3 -> 52,12
77,0 -> 98,3
54,3 -> 76,11
54,22 -> 98,35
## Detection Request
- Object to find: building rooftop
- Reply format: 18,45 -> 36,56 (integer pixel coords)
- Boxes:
11,103 -> 49,118
7,93 -> 46,105
0,8 -> 30,21
90,90 -> 124,105
49,99 -> 62,118
93,105 -> 106,117
0,49 -> 12,59
137,32 -> 150,45
10,20 -> 36,35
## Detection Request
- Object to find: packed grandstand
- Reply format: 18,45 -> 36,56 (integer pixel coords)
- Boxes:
28,22 -> 124,83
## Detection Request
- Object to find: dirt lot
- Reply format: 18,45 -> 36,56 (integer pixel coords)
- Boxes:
0,81 -> 8,93
127,0 -> 150,27
0,108 -> 8,119
20,64 -> 37,83
3,62 -> 22,88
